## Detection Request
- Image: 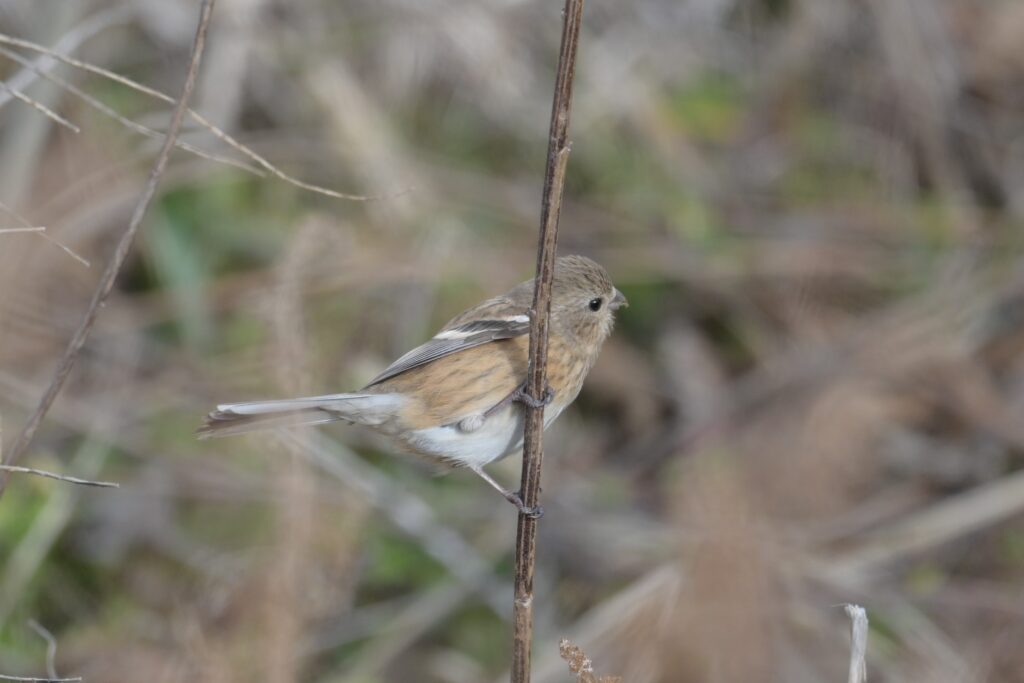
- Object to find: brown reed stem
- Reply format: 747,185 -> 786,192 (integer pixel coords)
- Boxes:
0,0 -> 217,500
511,1 -> 586,682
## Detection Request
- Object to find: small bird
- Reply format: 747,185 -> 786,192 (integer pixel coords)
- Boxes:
199,254 -> 626,515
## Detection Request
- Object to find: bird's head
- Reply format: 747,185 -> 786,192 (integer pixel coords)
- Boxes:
550,254 -> 627,345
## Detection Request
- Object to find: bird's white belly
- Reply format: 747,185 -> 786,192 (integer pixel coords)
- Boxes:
402,402 -> 566,469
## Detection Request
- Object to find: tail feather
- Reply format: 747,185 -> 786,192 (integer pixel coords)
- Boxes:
198,409 -> 342,438
214,393 -> 373,416
198,392 -> 401,439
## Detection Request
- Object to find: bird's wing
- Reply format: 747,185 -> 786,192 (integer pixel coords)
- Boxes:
364,296 -> 531,387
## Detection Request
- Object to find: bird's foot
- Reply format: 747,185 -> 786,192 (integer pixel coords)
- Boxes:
506,490 -> 544,519
512,384 -> 554,409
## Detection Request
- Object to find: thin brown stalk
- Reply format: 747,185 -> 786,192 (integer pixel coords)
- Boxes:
511,1 -> 585,682
0,0 -> 217,499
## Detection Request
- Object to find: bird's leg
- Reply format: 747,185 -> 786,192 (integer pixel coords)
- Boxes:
481,382 -> 555,420
512,383 -> 554,409
469,465 -> 544,518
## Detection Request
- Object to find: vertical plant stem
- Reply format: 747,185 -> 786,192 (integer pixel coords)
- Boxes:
0,0 -> 217,500
511,1 -> 586,682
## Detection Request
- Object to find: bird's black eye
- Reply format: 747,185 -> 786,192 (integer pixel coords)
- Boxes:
589,297 -> 603,311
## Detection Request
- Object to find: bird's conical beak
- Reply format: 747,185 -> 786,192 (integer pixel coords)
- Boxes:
610,288 -> 628,310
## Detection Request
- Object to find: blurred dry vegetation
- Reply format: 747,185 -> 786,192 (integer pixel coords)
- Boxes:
1,0 -> 1024,681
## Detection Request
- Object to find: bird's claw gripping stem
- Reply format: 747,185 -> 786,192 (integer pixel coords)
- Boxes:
513,385 -> 554,409
507,490 -> 544,519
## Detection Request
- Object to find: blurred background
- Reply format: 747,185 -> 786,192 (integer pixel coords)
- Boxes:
1,0 -> 1024,681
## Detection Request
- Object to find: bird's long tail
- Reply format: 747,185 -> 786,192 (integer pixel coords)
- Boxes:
197,392 -> 400,439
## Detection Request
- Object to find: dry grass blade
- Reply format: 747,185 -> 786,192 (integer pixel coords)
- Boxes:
0,80 -> 79,132
0,199 -> 89,267
0,465 -> 119,489
27,620 -> 57,680
0,426 -> 119,630
0,0 -> 217,499
0,4 -> 130,110
844,605 -> 869,683
0,409 -> 117,490
829,468 -> 1024,580
0,226 -> 46,233
26,233 -> 88,268
0,32 -> 381,201
0,676 -> 81,682
0,46 -> 264,177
